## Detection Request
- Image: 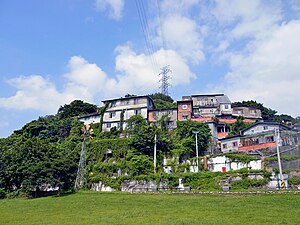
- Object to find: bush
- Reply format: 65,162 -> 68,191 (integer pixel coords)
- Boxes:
288,177 -> 300,185
0,188 -> 6,199
231,178 -> 269,190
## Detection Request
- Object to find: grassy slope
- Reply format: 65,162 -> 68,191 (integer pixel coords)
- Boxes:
0,192 -> 299,225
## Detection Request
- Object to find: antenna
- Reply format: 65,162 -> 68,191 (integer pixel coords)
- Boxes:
159,65 -> 172,96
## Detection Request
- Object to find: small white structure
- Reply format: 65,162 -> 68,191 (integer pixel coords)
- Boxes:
220,135 -> 241,153
78,113 -> 101,125
208,156 -> 261,172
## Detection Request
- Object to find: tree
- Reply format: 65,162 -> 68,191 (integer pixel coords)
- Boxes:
148,93 -> 177,109
174,120 -> 211,157
129,125 -> 156,156
125,115 -> 148,136
228,116 -> 250,136
57,100 -> 97,119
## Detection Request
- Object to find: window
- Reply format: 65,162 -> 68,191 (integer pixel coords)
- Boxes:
225,104 -> 229,109
181,104 -> 188,109
222,144 -> 227,149
117,122 -> 120,128
263,126 -> 268,130
232,141 -> 238,147
134,99 -> 139,105
109,112 -> 116,118
135,109 -> 141,115
182,115 -> 188,120
111,101 -> 116,107
266,136 -> 274,142
106,123 -> 111,128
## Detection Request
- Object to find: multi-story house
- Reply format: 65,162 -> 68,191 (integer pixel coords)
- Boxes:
101,95 -> 155,131
186,94 -> 232,118
177,100 -> 193,121
148,108 -> 177,129
220,122 -> 292,153
232,106 -> 262,119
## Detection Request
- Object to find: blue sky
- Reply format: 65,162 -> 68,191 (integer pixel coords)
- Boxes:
1,0 -> 300,137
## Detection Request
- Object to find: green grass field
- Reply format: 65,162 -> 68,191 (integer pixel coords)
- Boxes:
0,191 -> 299,225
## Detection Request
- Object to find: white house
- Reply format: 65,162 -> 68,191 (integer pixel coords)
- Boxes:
102,95 -> 155,131
220,135 -> 241,153
78,113 -> 101,125
241,122 -> 290,136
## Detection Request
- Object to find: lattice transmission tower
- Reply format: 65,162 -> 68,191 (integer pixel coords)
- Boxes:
74,124 -> 93,190
159,65 -> 172,96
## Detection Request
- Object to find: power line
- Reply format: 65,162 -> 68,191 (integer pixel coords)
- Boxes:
135,0 -> 159,73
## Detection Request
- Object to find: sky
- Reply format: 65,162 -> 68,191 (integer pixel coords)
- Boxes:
1,0 -> 300,137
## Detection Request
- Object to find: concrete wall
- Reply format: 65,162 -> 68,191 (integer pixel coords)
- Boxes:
208,156 -> 262,172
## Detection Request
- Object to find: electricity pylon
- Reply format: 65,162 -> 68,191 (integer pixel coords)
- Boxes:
159,65 -> 172,96
74,124 -> 94,190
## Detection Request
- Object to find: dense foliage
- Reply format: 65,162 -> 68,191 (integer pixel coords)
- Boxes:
148,93 -> 177,109
57,100 -> 98,119
228,116 -> 251,136
232,100 -> 300,124
0,100 -> 89,197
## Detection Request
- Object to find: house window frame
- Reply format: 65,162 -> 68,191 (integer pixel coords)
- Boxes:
109,112 -> 116,118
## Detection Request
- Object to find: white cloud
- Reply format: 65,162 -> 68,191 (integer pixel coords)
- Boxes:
159,0 -> 200,15
0,46 -> 195,113
212,20 -> 300,116
112,45 -> 196,95
160,14 -> 204,63
210,0 -> 283,53
95,0 -> 124,20
0,75 -> 65,113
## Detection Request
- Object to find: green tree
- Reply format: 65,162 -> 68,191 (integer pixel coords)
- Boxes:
228,116 -> 250,136
148,93 -> 177,109
57,100 -> 97,119
173,120 -> 211,157
125,115 -> 148,136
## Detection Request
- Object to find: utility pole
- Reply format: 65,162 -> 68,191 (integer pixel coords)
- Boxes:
159,65 -> 172,96
154,134 -> 157,174
192,131 -> 199,173
275,128 -> 284,189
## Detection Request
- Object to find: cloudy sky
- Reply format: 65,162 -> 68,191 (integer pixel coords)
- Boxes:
1,0 -> 300,137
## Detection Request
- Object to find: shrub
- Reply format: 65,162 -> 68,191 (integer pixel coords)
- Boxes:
0,188 -> 6,199
288,177 -> 300,185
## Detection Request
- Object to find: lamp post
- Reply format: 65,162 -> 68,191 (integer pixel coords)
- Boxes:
192,131 -> 199,172
275,128 -> 284,189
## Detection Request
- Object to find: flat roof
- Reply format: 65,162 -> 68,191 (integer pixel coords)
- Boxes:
191,93 -> 225,97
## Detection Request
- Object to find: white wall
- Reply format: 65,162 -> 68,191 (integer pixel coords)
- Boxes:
208,156 -> 262,172
79,115 -> 100,125
221,137 -> 240,153
243,124 -> 278,135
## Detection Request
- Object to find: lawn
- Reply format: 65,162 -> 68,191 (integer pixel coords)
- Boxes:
0,191 -> 299,225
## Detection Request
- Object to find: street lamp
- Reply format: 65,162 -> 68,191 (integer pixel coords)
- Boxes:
192,131 -> 199,172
